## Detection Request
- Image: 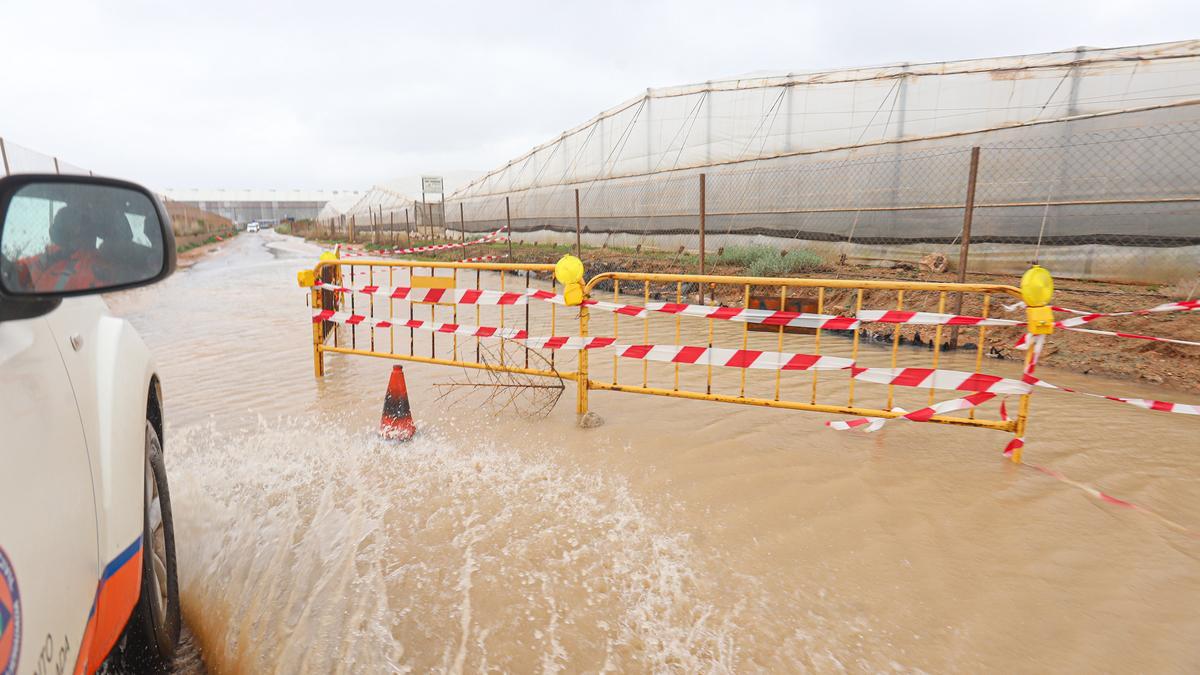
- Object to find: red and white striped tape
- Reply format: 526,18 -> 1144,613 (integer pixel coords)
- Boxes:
457,254 -> 505,263
1032,378 -> 1200,416
648,302 -> 859,330
1004,299 -> 1200,317
315,281 -> 540,305
1003,334 -> 1046,459
857,310 -> 1021,327
827,392 -> 998,431
338,227 -> 508,258
1014,327 -> 1200,349
312,309 -> 855,369
311,311 -> 627,352
606,344 -> 856,371
315,306 -> 1200,415
847,366 -> 1032,394
312,310 -> 529,340
520,336 -> 617,350
314,280 -> 860,330
852,306 -> 1198,349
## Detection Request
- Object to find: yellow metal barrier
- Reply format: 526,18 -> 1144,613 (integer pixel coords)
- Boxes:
308,258 -> 573,383
578,272 -> 1028,435
302,257 -> 1037,446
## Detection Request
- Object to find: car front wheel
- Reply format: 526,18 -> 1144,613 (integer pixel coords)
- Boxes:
121,421 -> 181,671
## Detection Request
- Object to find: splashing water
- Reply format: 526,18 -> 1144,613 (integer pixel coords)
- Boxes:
168,416 -> 757,673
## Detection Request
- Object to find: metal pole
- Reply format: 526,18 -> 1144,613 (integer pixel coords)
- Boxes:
574,188 -> 581,256
350,214 -> 356,244
0,137 -> 9,176
456,200 -> 465,253
951,146 -> 981,349
698,173 -> 706,303
405,208 -> 411,243
505,196 -> 513,260
53,157 -> 61,174
390,211 -> 395,245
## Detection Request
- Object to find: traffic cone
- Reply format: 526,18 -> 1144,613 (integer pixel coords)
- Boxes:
379,365 -> 416,441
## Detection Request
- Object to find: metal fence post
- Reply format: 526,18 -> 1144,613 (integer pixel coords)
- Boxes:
0,137 -> 10,176
506,196 -> 513,260
405,208 -> 411,243
574,188 -> 582,256
699,173 -> 706,303
951,146 -> 981,349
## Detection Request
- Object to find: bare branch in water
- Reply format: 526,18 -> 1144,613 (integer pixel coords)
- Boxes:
433,340 -> 565,419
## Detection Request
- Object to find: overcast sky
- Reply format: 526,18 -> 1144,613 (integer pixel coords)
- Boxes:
1,0 -> 1197,191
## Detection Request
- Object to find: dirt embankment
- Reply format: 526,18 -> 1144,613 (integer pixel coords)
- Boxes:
319,237 -> 1200,395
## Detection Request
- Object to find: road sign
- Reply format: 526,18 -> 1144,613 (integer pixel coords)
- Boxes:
421,176 -> 443,194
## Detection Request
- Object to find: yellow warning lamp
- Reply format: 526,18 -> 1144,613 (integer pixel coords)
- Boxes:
555,254 -> 586,306
300,250 -> 340,287
1021,265 -> 1055,335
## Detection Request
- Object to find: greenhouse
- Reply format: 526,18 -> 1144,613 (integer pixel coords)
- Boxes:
437,40 -> 1200,283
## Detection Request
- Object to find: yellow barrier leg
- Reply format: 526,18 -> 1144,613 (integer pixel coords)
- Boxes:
577,305 -> 590,417
311,285 -> 325,378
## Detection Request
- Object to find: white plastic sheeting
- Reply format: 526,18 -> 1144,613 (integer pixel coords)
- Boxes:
443,41 -> 1200,282
454,41 -> 1200,200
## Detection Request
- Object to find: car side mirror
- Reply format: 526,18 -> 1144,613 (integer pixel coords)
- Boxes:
0,174 -> 176,317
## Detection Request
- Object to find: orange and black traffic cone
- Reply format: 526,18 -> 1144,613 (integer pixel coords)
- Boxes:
379,365 -> 416,441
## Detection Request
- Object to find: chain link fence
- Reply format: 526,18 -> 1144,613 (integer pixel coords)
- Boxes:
435,103 -> 1200,284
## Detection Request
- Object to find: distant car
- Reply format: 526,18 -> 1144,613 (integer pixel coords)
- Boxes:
0,174 -> 181,673
246,222 -> 260,232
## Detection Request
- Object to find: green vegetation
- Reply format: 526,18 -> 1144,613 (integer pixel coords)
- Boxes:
746,249 -> 824,277
715,245 -> 773,267
716,245 -> 824,276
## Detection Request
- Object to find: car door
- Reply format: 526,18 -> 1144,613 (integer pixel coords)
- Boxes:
0,314 -> 99,675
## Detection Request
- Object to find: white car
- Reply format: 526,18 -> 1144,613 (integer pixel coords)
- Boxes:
0,174 -> 181,674
246,222 -> 260,233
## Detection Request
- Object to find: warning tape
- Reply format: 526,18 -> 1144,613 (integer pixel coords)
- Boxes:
312,310 -> 852,370
855,306 -> 1199,349
1025,462 -> 1200,537
848,367 -> 1031,395
827,392 -> 998,431
1033,379 -> 1200,415
857,310 -> 1021,327
606,344 -> 855,371
314,281 -> 860,330
319,308 -> 1199,418
457,254 -> 505,263
1014,327 -> 1200,349
312,310 -> 528,340
647,302 -> 859,330
315,281 -> 545,305
337,227 -> 508,258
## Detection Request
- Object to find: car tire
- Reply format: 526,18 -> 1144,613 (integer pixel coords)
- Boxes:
121,421 -> 181,672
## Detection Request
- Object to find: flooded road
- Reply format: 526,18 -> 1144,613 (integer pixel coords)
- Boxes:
107,231 -> 1200,673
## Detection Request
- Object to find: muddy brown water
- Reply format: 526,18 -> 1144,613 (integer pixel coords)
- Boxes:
105,231 -> 1200,673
